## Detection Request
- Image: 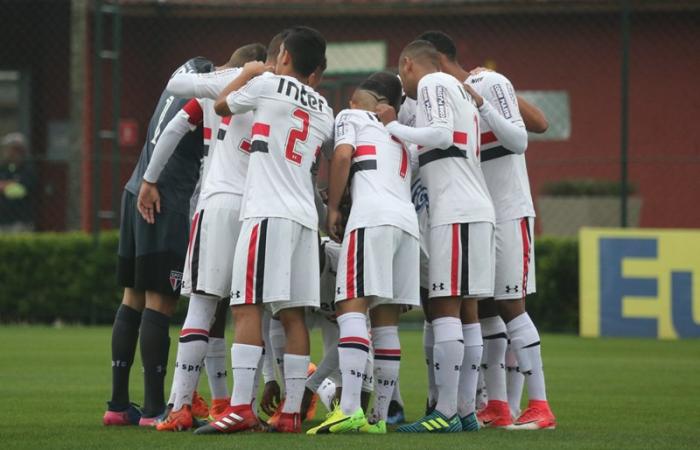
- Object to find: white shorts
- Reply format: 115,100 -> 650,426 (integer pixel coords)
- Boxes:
428,221 -> 495,299
419,246 -> 430,290
494,217 -> 536,300
335,225 -> 420,308
182,194 -> 242,298
230,217 -> 320,315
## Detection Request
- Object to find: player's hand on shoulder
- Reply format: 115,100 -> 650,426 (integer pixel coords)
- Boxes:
462,82 -> 484,108
137,180 -> 161,224
375,103 -> 397,125
242,61 -> 274,78
260,380 -> 281,416
469,66 -> 493,76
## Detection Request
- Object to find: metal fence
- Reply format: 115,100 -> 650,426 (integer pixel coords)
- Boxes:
1,0 -> 698,236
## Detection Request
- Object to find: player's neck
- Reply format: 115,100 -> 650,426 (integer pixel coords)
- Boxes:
444,62 -> 470,82
279,68 -> 310,86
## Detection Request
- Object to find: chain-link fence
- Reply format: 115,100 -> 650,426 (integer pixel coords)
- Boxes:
1,0 -> 698,236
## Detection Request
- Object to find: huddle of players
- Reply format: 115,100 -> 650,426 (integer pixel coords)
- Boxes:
105,25 -> 556,435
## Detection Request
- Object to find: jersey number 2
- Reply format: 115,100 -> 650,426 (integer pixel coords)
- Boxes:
285,108 -> 310,165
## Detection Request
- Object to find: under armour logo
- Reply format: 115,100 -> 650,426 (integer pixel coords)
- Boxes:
336,287 -> 341,294
434,362 -> 440,370
432,282 -> 445,291
505,285 -> 520,293
233,290 -> 241,299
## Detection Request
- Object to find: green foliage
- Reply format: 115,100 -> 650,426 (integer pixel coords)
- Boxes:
541,178 -> 637,196
0,232 -> 579,332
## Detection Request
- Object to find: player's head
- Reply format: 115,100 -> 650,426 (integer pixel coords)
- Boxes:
398,40 -> 441,99
308,56 -> 327,89
276,26 -> 327,80
351,71 -> 403,112
266,29 -> 290,67
417,30 -> 457,62
227,43 -> 267,68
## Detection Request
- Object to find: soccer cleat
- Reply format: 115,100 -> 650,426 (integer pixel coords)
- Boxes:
387,400 -> 406,425
396,410 -> 462,433
103,402 -> 142,426
155,405 -> 193,432
266,400 -> 284,427
306,405 -> 368,435
304,390 -> 319,421
194,404 -> 260,434
360,420 -> 387,434
191,391 -> 210,419
477,400 -> 514,428
508,400 -> 556,430
208,398 -> 231,421
460,412 -> 480,432
270,412 -> 302,433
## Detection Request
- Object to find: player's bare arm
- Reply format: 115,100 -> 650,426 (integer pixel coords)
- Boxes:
326,143 -> 354,243
518,97 -> 549,133
214,61 -> 271,116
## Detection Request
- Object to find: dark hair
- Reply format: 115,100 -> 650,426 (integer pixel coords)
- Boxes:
187,56 -> 215,74
417,30 -> 457,61
283,26 -> 327,77
360,71 -> 403,111
267,29 -> 290,61
399,40 -> 441,68
229,43 -> 267,67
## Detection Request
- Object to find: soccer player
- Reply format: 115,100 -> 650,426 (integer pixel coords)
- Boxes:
103,56 -> 214,427
307,71 -> 420,435
377,40 -> 496,433
195,26 -> 334,434
418,30 -> 556,430
136,42 -> 270,431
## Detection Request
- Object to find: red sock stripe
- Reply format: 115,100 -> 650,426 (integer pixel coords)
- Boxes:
339,336 -> 370,346
374,348 -> 401,356
520,218 -> 531,299
180,328 -> 209,337
346,230 -> 357,299
245,223 -> 260,304
451,223 -> 460,296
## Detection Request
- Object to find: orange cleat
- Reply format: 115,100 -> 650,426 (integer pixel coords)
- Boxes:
508,400 -> 556,430
477,400 -> 513,428
194,404 -> 260,434
267,400 -> 284,427
305,390 -> 319,421
209,397 -> 231,420
156,405 -> 193,432
191,391 -> 210,419
270,412 -> 301,433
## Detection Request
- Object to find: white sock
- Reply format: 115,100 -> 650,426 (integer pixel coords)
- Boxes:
432,317 -> 464,418
230,343 -> 263,406
371,326 -> 401,422
457,323 -> 483,417
480,316 -> 508,402
269,318 -> 286,392
317,378 -> 337,411
392,378 -> 404,406
170,294 -> 217,410
205,337 -> 229,399
476,369 -> 488,411
281,354 -> 310,414
337,312 -> 370,415
506,342 -> 524,417
423,321 -> 438,407
507,313 -> 547,401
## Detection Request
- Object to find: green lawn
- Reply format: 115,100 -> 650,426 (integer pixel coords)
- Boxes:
1,326 -> 698,449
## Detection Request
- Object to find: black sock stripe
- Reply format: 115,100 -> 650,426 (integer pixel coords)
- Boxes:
523,340 -> 541,349
191,210 -> 204,291
374,355 -> 401,361
339,342 -> 369,352
179,334 -> 209,343
460,223 -> 469,296
483,332 -> 508,340
356,228 -> 365,297
255,219 -> 268,304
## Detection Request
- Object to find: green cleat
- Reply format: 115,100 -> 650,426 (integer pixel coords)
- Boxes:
460,412 -> 480,432
307,404 -> 367,435
396,410 -> 462,433
359,420 -> 387,434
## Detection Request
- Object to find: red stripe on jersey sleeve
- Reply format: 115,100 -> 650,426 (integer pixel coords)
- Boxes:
453,131 -> 468,145
203,127 -> 212,139
481,131 -> 497,145
354,145 -> 376,157
221,116 -> 232,125
252,122 -> 270,137
182,99 -> 204,126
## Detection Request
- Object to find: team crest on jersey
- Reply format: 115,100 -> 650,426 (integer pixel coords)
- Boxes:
169,270 -> 183,291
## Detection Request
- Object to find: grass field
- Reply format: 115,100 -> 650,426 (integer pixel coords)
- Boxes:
1,326 -> 698,449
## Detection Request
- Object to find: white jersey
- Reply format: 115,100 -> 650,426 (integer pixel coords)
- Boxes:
467,71 -> 535,221
414,72 -> 495,227
226,74 -> 334,230
334,109 -> 418,238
